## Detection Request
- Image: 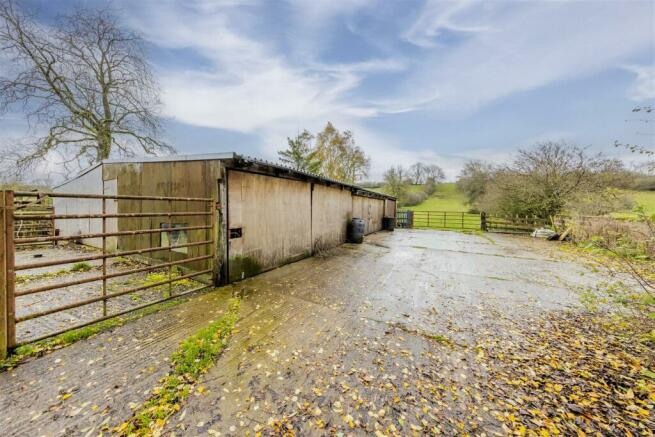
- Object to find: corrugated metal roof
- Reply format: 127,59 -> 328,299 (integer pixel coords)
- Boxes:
234,154 -> 394,200
53,152 -> 395,200
102,152 -> 236,164
53,153 -> 237,189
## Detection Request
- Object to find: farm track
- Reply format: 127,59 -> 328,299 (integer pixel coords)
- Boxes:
1,230 -> 609,435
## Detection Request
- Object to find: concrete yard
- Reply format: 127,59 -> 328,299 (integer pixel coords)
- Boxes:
0,229 -> 602,435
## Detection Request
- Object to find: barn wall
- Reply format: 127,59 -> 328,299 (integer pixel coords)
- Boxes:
227,170 -> 312,282
311,184 -> 352,250
55,158 -> 393,284
53,165 -> 104,248
352,195 -> 385,234
103,160 -> 220,272
384,199 -> 396,218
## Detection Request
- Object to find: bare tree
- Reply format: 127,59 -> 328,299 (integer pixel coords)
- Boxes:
409,162 -> 425,184
457,160 -> 494,205
615,105 -> 654,173
478,142 -> 623,218
0,1 -> 172,177
424,164 -> 445,182
615,105 -> 654,155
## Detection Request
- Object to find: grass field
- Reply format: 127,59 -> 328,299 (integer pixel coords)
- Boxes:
628,190 -> 655,215
370,183 -> 469,211
404,183 -> 469,211
372,182 -> 655,217
384,183 -> 476,230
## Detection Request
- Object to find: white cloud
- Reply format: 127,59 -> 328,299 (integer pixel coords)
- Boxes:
403,0 -> 491,48
121,0 -> 654,180
398,1 -> 655,114
126,1 -> 394,131
123,0 -> 409,174
624,64 -> 655,101
285,0 -> 375,60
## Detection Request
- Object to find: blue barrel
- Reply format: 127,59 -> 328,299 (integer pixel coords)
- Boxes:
349,218 -> 365,243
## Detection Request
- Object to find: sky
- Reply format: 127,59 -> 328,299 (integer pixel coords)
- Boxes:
2,0 -> 655,181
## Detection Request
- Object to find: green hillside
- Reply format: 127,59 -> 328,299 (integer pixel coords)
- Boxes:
370,182 -> 470,211
404,183 -> 469,211
371,182 -> 655,216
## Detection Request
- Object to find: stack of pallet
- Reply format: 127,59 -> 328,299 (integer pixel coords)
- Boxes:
14,198 -> 55,246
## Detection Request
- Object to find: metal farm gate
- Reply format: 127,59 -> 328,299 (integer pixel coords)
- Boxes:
0,190 -> 216,358
409,211 -> 482,231
396,210 -> 549,234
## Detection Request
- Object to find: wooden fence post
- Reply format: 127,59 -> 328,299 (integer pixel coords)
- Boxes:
0,191 -> 7,359
1,190 -> 16,358
480,212 -> 487,232
5,191 -> 15,351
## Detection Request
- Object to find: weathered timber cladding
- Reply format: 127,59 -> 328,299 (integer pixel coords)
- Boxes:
311,184 -> 352,250
384,199 -> 396,218
53,154 -> 394,284
352,195 -> 385,234
103,160 -> 219,272
227,170 -> 312,282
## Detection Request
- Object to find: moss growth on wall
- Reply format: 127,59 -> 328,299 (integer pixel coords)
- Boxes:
229,256 -> 262,282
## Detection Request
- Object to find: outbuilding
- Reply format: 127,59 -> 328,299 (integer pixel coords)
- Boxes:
53,153 -> 396,284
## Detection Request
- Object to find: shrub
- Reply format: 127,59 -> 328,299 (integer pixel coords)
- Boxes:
632,176 -> 655,191
423,179 -> 436,196
567,212 -> 654,261
567,188 -> 635,216
402,191 -> 428,206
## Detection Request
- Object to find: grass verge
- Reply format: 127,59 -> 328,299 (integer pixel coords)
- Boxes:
0,297 -> 189,371
115,298 -> 241,436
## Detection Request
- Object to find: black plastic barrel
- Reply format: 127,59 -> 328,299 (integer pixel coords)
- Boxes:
383,217 -> 395,231
349,218 -> 365,243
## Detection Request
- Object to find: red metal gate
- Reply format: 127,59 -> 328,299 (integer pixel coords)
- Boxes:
0,189 -> 216,358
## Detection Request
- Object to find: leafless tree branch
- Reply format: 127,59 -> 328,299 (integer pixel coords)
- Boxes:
0,0 -> 173,179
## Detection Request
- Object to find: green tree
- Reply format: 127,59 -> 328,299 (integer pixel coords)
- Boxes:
383,165 -> 408,199
277,130 -> 320,173
457,160 -> 494,206
313,122 -> 370,183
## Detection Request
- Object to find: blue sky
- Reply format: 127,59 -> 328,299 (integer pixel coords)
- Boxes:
3,0 -> 655,181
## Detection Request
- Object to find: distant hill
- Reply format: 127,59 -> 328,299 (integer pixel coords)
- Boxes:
372,183 -> 655,216
371,182 -> 470,211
